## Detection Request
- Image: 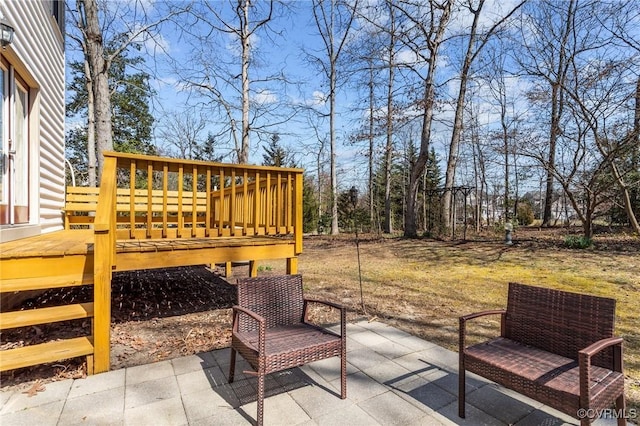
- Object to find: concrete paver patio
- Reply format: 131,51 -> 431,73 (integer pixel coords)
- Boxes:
0,320 -> 628,425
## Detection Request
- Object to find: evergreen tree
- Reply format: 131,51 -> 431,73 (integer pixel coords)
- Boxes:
262,134 -> 293,167
302,175 -> 319,233
66,43 -> 155,185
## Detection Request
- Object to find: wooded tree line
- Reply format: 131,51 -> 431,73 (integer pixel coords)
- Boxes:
65,0 -> 639,240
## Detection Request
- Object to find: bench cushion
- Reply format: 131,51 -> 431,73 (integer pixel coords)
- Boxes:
465,337 -> 624,417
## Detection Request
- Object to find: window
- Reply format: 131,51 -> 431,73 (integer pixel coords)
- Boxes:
0,61 -> 31,225
50,0 -> 65,41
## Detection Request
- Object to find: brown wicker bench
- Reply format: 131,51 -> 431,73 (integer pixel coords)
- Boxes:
459,282 -> 626,425
228,274 -> 346,426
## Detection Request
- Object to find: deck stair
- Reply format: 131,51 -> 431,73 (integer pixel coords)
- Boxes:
0,151 -> 303,375
0,241 -> 96,373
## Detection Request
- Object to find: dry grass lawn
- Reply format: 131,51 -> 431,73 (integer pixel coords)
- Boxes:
281,228 -> 640,414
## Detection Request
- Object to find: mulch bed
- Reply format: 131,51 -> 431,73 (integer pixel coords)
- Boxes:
0,266 -> 238,390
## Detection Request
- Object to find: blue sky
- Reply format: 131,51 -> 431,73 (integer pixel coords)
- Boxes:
67,0 -> 527,189
65,0 -> 640,195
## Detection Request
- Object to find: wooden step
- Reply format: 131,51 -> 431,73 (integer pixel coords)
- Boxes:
0,274 -> 93,293
0,337 -> 94,372
0,303 -> 94,330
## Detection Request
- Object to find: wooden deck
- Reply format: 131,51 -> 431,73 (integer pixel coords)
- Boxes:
0,152 -> 304,375
0,229 -> 296,269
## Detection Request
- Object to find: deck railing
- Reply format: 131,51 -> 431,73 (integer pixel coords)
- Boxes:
90,151 -> 304,372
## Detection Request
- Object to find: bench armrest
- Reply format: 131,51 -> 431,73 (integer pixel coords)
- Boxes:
579,336 -> 623,359
459,310 -> 506,352
303,298 -> 346,337
578,336 -> 623,408
232,305 -> 266,354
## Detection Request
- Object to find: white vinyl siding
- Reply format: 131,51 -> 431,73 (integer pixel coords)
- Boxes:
1,0 -> 65,235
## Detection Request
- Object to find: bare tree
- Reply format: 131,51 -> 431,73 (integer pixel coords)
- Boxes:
595,2 -> 640,233
174,1 -> 293,164
352,0 -> 401,233
441,0 -> 526,231
515,0 -> 579,226
69,0 -> 183,180
310,0 -> 359,235
393,0 -> 452,238
156,109 -> 208,160
77,0 -> 111,181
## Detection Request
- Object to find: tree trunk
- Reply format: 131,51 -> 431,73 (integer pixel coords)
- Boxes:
368,67 -> 375,227
542,82 -> 560,226
404,1 -> 452,238
81,0 -> 113,180
383,12 -> 395,234
543,0 -> 575,226
330,61 -> 339,235
239,0 -> 251,164
84,58 -> 97,187
442,0 -> 483,231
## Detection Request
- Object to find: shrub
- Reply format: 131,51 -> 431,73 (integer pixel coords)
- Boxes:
564,235 -> 593,249
516,202 -> 535,225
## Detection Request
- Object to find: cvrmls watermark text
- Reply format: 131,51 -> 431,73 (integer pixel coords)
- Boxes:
577,408 -> 637,421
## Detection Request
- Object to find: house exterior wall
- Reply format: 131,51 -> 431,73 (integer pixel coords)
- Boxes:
0,0 -> 65,242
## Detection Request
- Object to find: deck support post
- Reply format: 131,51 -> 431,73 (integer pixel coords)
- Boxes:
286,257 -> 298,274
94,234 -> 113,373
225,261 -> 232,278
249,261 -> 258,277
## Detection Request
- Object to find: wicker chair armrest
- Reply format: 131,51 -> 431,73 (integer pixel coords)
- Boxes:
231,305 -> 266,355
460,309 -> 506,323
578,336 -> 623,408
303,298 -> 346,337
304,298 -> 345,311
459,310 -> 506,352
232,305 -> 266,326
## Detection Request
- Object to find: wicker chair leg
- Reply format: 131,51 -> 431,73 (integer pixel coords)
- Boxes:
458,361 -> 466,418
228,348 -> 236,383
615,394 -> 627,426
257,373 -> 265,426
340,349 -> 347,399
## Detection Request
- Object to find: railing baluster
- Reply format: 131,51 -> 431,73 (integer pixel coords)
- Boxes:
219,168 -> 225,232
276,172 -> 282,233
286,173 -> 292,233
129,161 -> 136,239
230,169 -> 236,236
178,164 -> 183,238
254,171 -> 260,235
146,162 -> 153,239
242,170 -> 248,235
265,173 -> 271,235
162,164 -> 168,238
206,168 -> 211,237
192,165 -> 197,237
294,172 -> 303,254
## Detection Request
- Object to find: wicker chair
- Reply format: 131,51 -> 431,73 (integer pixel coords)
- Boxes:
459,282 -> 626,426
228,274 -> 346,426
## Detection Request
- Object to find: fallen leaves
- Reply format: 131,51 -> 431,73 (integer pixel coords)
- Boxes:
22,381 -> 45,397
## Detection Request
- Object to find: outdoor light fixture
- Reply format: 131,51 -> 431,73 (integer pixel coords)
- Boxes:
0,17 -> 15,48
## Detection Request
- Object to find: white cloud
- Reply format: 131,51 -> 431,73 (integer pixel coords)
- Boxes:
130,24 -> 171,55
253,89 -> 277,104
309,90 -> 327,107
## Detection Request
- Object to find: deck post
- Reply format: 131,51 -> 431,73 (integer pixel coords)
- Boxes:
293,172 -> 303,256
93,156 -> 117,374
93,228 -> 111,373
286,258 -> 298,274
249,260 -> 258,277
